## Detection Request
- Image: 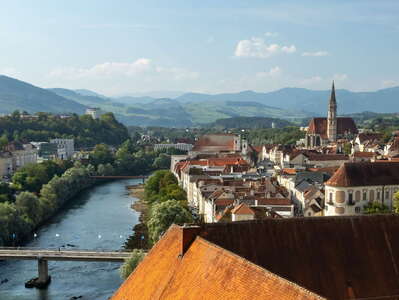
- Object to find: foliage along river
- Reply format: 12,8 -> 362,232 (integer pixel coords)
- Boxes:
0,179 -> 141,300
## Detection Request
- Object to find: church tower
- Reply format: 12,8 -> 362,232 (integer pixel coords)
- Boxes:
327,81 -> 337,141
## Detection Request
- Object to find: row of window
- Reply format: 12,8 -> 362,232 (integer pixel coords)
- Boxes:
329,188 -> 398,203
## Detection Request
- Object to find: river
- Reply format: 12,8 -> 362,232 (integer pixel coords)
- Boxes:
0,179 -> 141,300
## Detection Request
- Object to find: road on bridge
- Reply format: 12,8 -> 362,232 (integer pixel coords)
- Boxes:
0,248 -> 132,262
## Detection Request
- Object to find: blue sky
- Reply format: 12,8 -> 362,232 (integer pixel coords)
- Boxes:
0,0 -> 398,95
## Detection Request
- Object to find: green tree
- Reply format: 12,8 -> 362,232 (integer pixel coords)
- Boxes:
364,201 -> 390,214
393,191 -> 399,213
0,133 -> 9,150
89,144 -> 114,166
152,153 -> 171,169
15,192 -> 42,226
119,249 -> 146,279
147,200 -> 193,243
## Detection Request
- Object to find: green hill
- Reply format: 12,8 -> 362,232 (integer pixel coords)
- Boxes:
0,75 -> 86,114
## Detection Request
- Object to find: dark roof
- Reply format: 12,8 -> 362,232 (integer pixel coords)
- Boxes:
307,117 -> 358,138
357,132 -> 383,143
199,215 -> 399,300
326,162 -> 399,187
112,224 -> 323,300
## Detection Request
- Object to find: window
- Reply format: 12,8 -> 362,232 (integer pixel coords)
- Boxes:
348,193 -> 353,202
377,191 -> 381,200
329,193 -> 333,203
363,191 -> 367,201
386,191 -> 389,200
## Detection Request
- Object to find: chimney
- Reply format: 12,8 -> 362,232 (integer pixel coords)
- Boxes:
180,225 -> 201,257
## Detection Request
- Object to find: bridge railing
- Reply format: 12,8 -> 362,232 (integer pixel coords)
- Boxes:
0,246 -> 133,252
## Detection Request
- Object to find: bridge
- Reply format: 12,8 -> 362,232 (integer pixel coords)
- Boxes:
0,248 -> 133,288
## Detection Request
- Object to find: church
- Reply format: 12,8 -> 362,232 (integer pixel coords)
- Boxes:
305,82 -> 358,148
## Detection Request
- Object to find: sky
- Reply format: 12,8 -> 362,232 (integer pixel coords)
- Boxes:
0,0 -> 398,96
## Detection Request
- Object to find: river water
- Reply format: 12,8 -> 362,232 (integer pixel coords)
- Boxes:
0,179 -> 140,300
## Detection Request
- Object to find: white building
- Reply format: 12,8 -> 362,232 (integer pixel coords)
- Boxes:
85,107 -> 100,119
50,139 -> 75,160
324,162 -> 399,216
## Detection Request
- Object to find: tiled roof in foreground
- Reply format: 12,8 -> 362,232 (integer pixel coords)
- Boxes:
112,215 -> 399,300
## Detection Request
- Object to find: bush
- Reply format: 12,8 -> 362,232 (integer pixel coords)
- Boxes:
119,249 -> 146,279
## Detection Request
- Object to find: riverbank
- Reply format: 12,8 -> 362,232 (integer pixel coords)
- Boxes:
124,184 -> 150,250
0,179 -> 141,300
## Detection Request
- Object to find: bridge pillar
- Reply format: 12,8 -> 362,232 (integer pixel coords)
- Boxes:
37,258 -> 49,284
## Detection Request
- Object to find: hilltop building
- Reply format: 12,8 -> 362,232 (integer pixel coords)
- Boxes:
85,107 -> 100,119
305,82 -> 358,148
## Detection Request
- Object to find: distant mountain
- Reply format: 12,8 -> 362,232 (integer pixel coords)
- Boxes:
50,88 -> 109,106
74,89 -> 107,98
125,90 -> 185,99
0,75 -> 86,114
208,117 -> 293,129
176,87 -> 399,116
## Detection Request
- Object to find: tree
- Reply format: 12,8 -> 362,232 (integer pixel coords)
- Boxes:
394,191 -> 399,213
147,200 -> 193,243
0,133 -> 9,150
363,201 -> 390,214
15,192 -> 42,226
152,153 -> 171,169
89,144 -> 114,166
119,249 -> 146,279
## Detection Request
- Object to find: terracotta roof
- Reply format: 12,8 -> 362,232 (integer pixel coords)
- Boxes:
112,215 -> 399,300
307,166 -> 339,176
193,134 -> 237,152
111,225 -> 325,300
326,162 -> 399,187
282,168 -> 297,175
307,117 -> 358,138
199,215 -> 399,300
256,198 -> 292,206
353,151 -> 375,158
231,203 -> 255,215
306,153 -> 349,161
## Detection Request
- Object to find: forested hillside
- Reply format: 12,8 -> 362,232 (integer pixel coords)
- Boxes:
0,111 -> 129,148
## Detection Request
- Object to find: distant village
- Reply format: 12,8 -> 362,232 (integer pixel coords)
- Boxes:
167,82 -> 399,222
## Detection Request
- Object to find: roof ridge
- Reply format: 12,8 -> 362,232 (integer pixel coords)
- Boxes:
195,236 -> 326,300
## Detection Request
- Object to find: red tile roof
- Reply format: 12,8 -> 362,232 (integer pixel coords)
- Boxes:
256,198 -> 292,206
325,162 -> 399,187
112,215 -> 399,300
353,151 -> 375,158
357,132 -> 383,143
231,203 -> 255,215
111,225 -> 325,300
192,134 -> 237,152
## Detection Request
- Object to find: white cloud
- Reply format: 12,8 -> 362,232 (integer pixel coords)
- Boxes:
299,76 -> 323,86
264,32 -> 278,37
46,59 -> 199,95
333,73 -> 348,81
234,37 -> 296,58
382,80 -> 399,88
302,51 -> 329,57
48,58 -> 198,81
281,45 -> 297,53
256,66 -> 282,78
81,24 -> 158,30
0,67 -> 19,77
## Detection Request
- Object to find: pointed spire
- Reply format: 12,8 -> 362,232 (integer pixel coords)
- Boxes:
330,80 -> 336,104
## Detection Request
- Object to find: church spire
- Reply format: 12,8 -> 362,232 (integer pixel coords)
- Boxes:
330,80 -> 336,105
327,81 -> 337,142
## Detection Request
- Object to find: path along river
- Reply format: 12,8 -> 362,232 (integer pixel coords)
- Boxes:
0,179 -> 141,300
